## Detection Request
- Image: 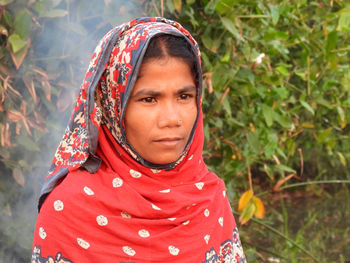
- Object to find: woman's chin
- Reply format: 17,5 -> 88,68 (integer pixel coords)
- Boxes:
144,154 -> 181,165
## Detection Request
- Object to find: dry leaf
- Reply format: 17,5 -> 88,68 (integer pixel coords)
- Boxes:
204,72 -> 213,94
57,89 -> 73,112
41,79 -> 52,101
7,110 -> 24,122
12,167 -> 25,186
273,173 -> 296,192
272,154 -> 280,165
23,75 -> 38,104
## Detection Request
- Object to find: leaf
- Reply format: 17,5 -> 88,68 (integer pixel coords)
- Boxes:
337,8 -> 350,31
172,0 -> 182,12
12,167 -> 25,186
301,122 -> 315,129
336,106 -> 346,128
273,173 -> 296,192
274,112 -> 292,128
325,31 -> 338,54
10,39 -> 30,69
7,110 -> 24,121
15,135 -> 40,151
317,128 -> 332,143
216,0 -> 237,15
220,17 -> 240,39
14,10 -> 32,39
0,25 -> 8,36
23,75 -> 38,104
40,9 -> 68,18
336,152 -> 346,166
300,100 -> 315,115
239,200 -> 255,224
262,104 -> 274,126
276,66 -> 290,77
271,6 -> 280,25
8,34 -> 27,53
238,189 -> 253,212
57,89 -> 73,112
275,164 -> 296,174
252,196 -> 265,218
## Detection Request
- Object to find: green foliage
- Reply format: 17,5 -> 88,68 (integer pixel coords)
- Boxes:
155,0 -> 350,187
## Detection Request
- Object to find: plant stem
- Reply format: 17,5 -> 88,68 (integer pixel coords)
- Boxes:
234,211 -> 321,262
255,180 -> 350,199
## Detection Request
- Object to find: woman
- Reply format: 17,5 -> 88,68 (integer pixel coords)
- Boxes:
32,17 -> 246,263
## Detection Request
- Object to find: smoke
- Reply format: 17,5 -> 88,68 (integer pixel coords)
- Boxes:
0,1 -> 142,262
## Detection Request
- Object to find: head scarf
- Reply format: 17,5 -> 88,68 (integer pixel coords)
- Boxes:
32,17 -> 246,263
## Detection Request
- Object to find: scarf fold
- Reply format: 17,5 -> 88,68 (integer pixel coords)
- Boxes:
32,17 -> 246,263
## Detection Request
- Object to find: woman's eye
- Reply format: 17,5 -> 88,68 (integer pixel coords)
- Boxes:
140,97 -> 156,103
179,94 -> 194,100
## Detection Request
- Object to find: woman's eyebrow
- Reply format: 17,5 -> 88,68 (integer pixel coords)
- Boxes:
132,89 -> 161,97
177,85 -> 196,94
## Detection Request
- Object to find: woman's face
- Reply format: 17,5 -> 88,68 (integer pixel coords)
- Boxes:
124,57 -> 197,164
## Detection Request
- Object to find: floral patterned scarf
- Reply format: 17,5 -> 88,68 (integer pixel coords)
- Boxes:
32,17 -> 246,263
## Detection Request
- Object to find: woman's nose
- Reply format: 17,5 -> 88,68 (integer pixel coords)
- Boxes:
157,102 -> 181,128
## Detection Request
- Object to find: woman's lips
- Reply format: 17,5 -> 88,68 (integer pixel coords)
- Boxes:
153,137 -> 183,147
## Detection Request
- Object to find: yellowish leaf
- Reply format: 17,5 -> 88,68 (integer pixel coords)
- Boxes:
238,189 -> 253,212
172,0 -> 182,12
301,122 -> 315,129
253,196 -> 265,219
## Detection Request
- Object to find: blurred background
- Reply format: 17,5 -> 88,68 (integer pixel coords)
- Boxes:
0,0 -> 349,262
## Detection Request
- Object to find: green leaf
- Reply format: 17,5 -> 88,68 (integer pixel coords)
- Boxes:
275,164 -> 296,173
166,0 -> 175,13
186,0 -> 195,5
220,17 -> 240,39
276,66 -> 290,77
336,152 -> 346,166
2,10 -> 12,27
271,6 -> 280,25
8,34 -> 27,53
337,106 -> 346,128
325,31 -> 338,53
15,135 -> 40,152
274,112 -> 291,128
337,8 -> 350,31
216,0 -> 237,15
262,104 -> 274,127
317,128 -> 332,143
300,100 -> 315,115
14,10 -> 32,39
248,132 -> 262,153
239,200 -> 256,224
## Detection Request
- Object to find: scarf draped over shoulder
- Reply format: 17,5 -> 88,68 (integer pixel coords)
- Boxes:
32,17 -> 246,263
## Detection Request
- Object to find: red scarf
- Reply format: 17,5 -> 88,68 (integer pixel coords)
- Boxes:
32,17 -> 246,263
